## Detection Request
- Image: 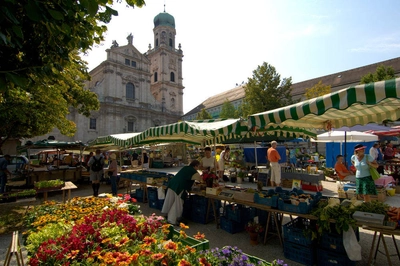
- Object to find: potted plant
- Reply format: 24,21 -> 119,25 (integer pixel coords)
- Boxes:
245,220 -> 264,245
202,170 -> 218,187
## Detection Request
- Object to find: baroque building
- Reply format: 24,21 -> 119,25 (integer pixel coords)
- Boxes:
33,12 -> 184,143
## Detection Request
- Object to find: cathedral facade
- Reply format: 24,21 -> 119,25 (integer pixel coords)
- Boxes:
34,12 -> 184,143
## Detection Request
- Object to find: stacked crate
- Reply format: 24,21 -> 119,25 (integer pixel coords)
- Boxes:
317,225 -> 358,266
220,204 -> 255,234
283,218 -> 316,266
190,194 -> 220,224
147,187 -> 165,210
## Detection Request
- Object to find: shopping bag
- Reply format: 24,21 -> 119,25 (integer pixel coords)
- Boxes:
369,167 -> 380,180
343,228 -> 361,261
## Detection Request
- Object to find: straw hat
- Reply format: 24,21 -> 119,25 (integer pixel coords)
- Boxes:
110,153 -> 117,160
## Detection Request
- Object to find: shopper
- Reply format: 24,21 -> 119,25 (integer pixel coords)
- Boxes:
161,160 -> 201,225
351,144 -> 378,202
267,141 -> 281,187
142,151 -> 149,170
108,153 -> 118,196
218,147 -> 231,181
334,155 -> 355,182
88,149 -> 104,197
0,155 -> 11,193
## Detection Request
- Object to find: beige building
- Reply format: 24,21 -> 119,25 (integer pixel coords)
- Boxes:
183,57 -> 400,120
32,12 -> 184,143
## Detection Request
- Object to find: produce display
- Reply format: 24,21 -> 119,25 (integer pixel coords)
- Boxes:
34,179 -> 65,189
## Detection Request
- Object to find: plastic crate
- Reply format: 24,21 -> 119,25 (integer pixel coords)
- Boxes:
220,216 -> 245,234
301,183 -> 323,192
278,192 -> 321,214
282,217 -> 315,246
157,199 -> 165,210
147,187 -> 158,200
167,226 -> 209,251
284,241 -> 316,266
225,204 -> 255,223
149,198 -> 158,209
254,192 -> 279,208
191,194 -> 208,206
135,188 -> 144,202
317,248 -> 356,266
319,227 -> 360,254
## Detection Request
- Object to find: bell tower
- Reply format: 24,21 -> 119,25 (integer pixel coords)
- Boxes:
146,10 -> 184,116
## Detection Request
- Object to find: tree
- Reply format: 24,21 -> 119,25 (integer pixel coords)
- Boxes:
219,100 -> 238,119
304,81 -> 331,99
240,62 -> 295,117
360,65 -> 396,84
0,0 -> 145,151
196,108 -> 212,120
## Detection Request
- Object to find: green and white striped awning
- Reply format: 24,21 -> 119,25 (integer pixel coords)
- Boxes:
126,119 -> 249,146
249,78 -> 400,130
87,132 -> 142,150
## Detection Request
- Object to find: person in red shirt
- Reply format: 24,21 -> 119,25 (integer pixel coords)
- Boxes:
334,155 -> 355,182
267,141 -> 281,187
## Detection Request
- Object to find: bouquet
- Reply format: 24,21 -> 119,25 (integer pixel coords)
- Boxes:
245,221 -> 264,233
201,170 -> 217,181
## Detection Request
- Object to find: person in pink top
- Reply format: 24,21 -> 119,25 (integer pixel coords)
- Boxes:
267,141 -> 281,187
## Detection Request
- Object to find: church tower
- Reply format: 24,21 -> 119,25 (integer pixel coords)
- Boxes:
146,11 -> 184,115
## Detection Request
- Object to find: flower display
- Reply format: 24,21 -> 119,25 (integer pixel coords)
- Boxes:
245,221 -> 264,233
201,170 -> 218,181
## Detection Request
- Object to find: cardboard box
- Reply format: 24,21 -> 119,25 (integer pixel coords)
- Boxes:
232,191 -> 254,202
395,186 -> 400,194
206,187 -> 221,195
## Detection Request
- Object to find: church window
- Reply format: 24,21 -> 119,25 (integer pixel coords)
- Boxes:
127,121 -> 134,132
170,72 -> 175,82
154,72 -> 158,82
89,118 -> 96,130
156,39 -> 159,47
126,82 -> 135,99
125,59 -> 130,65
131,61 -> 136,67
169,38 -> 173,47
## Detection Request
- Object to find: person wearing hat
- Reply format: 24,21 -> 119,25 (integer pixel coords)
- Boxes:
107,153 -> 118,196
351,144 -> 378,202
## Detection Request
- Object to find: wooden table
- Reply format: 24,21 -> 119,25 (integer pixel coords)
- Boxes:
38,181 -> 77,203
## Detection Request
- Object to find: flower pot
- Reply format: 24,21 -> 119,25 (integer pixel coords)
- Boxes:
249,232 -> 258,245
237,177 -> 243,184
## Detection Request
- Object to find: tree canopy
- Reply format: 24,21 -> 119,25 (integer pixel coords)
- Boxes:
219,100 -> 238,119
304,81 -> 331,99
360,64 -> 397,84
196,108 -> 212,120
0,0 -> 145,150
240,62 -> 295,117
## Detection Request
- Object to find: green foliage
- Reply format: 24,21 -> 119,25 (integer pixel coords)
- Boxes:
360,65 -> 396,84
0,0 -> 145,148
304,80 -> 331,99
219,100 -> 238,119
240,62 -> 295,117
196,108 -> 212,120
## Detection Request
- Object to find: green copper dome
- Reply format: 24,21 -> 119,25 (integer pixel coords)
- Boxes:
153,12 -> 175,28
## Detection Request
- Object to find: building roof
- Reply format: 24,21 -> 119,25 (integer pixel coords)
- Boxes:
154,12 -> 175,28
185,85 -> 246,116
183,57 -> 400,117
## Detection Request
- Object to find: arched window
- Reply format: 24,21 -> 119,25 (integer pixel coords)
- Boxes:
156,39 -> 159,47
126,82 -> 135,99
170,72 -> 175,82
169,38 -> 173,47
154,72 -> 158,82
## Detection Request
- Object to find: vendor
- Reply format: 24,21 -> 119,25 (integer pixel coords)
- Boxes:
200,147 -> 218,172
161,160 -> 201,225
334,155 -> 355,182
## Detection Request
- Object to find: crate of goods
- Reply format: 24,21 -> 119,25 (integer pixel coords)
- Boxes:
167,226 -> 209,251
232,190 -> 255,202
317,247 -> 356,266
301,181 -> 323,192
191,194 -> 208,206
281,178 -> 292,188
225,204 -> 255,223
149,198 -> 159,209
206,187 -> 222,195
284,241 -> 316,266
254,189 -> 279,208
135,188 -> 144,202
338,189 -> 346,198
283,218 -> 316,246
367,187 -> 387,202
191,201 -> 220,224
220,216 -> 246,234
278,192 -> 321,214
147,187 -> 158,200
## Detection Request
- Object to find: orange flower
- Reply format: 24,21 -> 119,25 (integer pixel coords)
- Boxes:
199,257 -> 211,266
179,259 -> 192,266
179,230 -> 187,238
151,253 -> 165,260
193,232 -> 205,240
164,241 -> 178,250
179,223 -> 189,229
143,236 -> 157,245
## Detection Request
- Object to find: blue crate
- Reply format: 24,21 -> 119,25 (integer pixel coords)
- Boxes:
317,248 -> 356,266
191,194 -> 208,206
147,187 -> 158,200
157,199 -> 165,210
284,241 -> 316,266
282,218 -> 315,246
254,192 -> 279,208
220,216 -> 245,234
343,183 -> 356,192
149,198 -> 158,209
225,204 -> 255,223
319,227 -> 359,254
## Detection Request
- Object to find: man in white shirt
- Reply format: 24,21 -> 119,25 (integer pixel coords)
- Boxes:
369,143 -> 379,160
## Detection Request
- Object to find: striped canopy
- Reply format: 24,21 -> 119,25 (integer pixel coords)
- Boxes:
249,78 -> 400,130
87,132 -> 142,150
126,119 -> 249,146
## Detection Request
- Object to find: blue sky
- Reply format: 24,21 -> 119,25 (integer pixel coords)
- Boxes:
84,0 -> 400,113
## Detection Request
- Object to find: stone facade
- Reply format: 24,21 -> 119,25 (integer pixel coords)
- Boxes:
31,12 -> 183,144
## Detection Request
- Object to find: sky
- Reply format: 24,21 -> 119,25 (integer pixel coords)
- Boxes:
84,0 -> 400,114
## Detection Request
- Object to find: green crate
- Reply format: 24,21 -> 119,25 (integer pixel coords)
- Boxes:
167,226 -> 209,251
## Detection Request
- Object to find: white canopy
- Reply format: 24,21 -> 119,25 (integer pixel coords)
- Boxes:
313,131 -> 378,143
